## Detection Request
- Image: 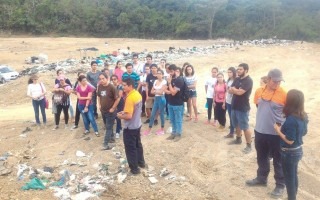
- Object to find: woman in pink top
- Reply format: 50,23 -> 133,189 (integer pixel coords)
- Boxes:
214,73 -> 227,130
114,61 -> 124,83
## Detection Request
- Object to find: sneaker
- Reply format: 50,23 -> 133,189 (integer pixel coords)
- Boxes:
84,130 -> 90,135
70,125 -> 78,130
115,133 -> 120,139
166,127 -> 172,134
52,125 -> 59,131
246,178 -> 267,186
166,135 -> 175,140
228,137 -> 242,145
224,133 -> 234,138
102,145 -> 112,151
143,130 -> 151,136
154,119 -> 158,126
144,119 -> 150,124
156,129 -> 164,135
64,124 -> 68,129
212,120 -> 217,126
174,135 -> 181,142
243,146 -> 252,154
95,132 -> 100,137
271,186 -> 285,198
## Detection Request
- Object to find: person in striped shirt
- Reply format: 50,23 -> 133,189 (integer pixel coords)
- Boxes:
122,63 -> 140,90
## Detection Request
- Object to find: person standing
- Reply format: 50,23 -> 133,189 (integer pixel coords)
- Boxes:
143,69 -> 167,136
97,73 -> 120,150
274,89 -> 308,200
117,78 -> 145,175
122,63 -> 140,89
132,54 -> 144,75
214,73 -> 227,130
204,67 -> 218,125
145,64 -> 159,125
114,61 -> 124,83
224,67 -> 237,138
246,69 -> 287,197
52,75 -> 72,130
111,74 -> 124,139
166,64 -> 185,142
27,74 -> 47,129
76,75 -> 99,137
87,61 -> 101,119
184,65 -> 198,122
228,63 -> 253,153
138,65 -> 150,117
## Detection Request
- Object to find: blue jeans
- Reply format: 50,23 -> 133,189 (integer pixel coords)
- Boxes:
168,104 -> 184,135
149,96 -> 166,128
78,104 -> 98,132
102,111 -> 116,146
32,99 -> 47,124
226,103 -> 234,134
281,148 -> 303,200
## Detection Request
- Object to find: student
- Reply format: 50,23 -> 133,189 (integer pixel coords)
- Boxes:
114,61 -> 124,83
86,61 -> 101,119
138,65 -> 150,117
205,67 -> 218,125
145,64 -> 159,125
224,67 -> 237,138
274,89 -> 308,200
143,69 -> 168,136
52,75 -> 72,130
184,65 -> 198,122
111,74 -> 124,139
214,73 -> 227,130
76,75 -> 99,137
122,63 -> 140,89
27,74 -> 47,129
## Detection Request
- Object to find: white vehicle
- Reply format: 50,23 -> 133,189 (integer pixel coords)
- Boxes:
0,65 -> 19,84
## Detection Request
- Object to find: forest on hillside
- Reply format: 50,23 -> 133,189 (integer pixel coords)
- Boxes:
0,0 -> 319,41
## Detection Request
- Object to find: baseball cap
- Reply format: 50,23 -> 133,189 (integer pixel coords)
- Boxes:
267,69 -> 284,82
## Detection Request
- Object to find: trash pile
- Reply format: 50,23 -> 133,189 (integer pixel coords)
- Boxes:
1,146 -> 187,200
19,38 -> 296,76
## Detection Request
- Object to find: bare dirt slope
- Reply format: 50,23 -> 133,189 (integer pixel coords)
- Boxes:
0,38 -> 319,200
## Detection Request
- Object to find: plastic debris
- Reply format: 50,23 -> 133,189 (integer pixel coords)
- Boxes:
21,178 -> 46,190
160,168 -> 171,177
76,151 -> 86,157
73,191 -> 96,200
148,177 -> 159,184
117,172 -> 127,183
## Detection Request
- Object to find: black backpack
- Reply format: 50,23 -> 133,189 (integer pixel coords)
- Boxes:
181,77 -> 190,102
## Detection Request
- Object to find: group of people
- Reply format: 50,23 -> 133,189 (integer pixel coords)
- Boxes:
27,54 -> 308,200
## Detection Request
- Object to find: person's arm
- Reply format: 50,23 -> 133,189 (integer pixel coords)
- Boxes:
274,124 -> 294,145
110,91 -> 120,113
205,85 -> 208,94
117,100 -> 133,120
222,84 -> 226,109
97,88 -> 101,111
63,86 -> 72,95
229,87 -> 246,95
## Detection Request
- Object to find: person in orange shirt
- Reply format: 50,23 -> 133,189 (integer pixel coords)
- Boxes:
246,69 -> 287,198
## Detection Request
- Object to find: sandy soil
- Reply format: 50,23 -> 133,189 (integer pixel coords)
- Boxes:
0,37 -> 319,200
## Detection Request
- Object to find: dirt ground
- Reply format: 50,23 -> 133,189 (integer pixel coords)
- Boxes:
0,37 -> 319,200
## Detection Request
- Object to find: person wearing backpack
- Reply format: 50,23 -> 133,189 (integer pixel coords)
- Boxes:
52,75 -> 72,130
214,73 -> 227,131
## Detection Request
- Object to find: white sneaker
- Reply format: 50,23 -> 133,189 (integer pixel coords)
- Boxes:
65,124 -> 68,129
52,125 -> 59,131
70,125 -> 78,130
115,133 -> 120,139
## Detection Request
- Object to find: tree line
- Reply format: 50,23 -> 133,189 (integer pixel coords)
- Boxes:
0,0 -> 319,41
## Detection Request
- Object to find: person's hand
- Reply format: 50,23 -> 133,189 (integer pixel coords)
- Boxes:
274,123 -> 281,135
109,107 -> 115,113
167,76 -> 172,84
222,103 -> 225,110
117,111 -> 124,118
84,107 -> 88,113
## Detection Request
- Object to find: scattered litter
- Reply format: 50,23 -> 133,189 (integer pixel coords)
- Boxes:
21,178 -> 46,190
52,188 -> 71,199
0,161 -> 11,176
76,150 -> 86,157
117,172 -> 127,183
21,127 -> 32,134
73,191 -> 96,200
160,168 -> 171,177
148,177 -> 158,184
43,166 -> 54,173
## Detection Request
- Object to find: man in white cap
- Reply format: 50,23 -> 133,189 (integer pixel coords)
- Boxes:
246,68 -> 287,198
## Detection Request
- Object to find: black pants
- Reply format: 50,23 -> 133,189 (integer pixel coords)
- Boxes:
165,93 -> 169,115
123,127 -> 145,173
141,90 -> 146,115
255,130 -> 285,188
74,100 -> 81,126
55,104 -> 69,125
214,101 -> 226,126
206,98 -> 214,120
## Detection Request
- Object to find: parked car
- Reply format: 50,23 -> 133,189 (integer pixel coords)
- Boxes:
0,65 -> 19,84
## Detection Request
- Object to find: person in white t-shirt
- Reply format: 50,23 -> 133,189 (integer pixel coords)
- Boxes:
27,74 -> 47,128
204,67 -> 218,125
138,65 -> 150,117
132,53 -> 144,75
143,69 -> 168,136
185,65 -> 199,122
